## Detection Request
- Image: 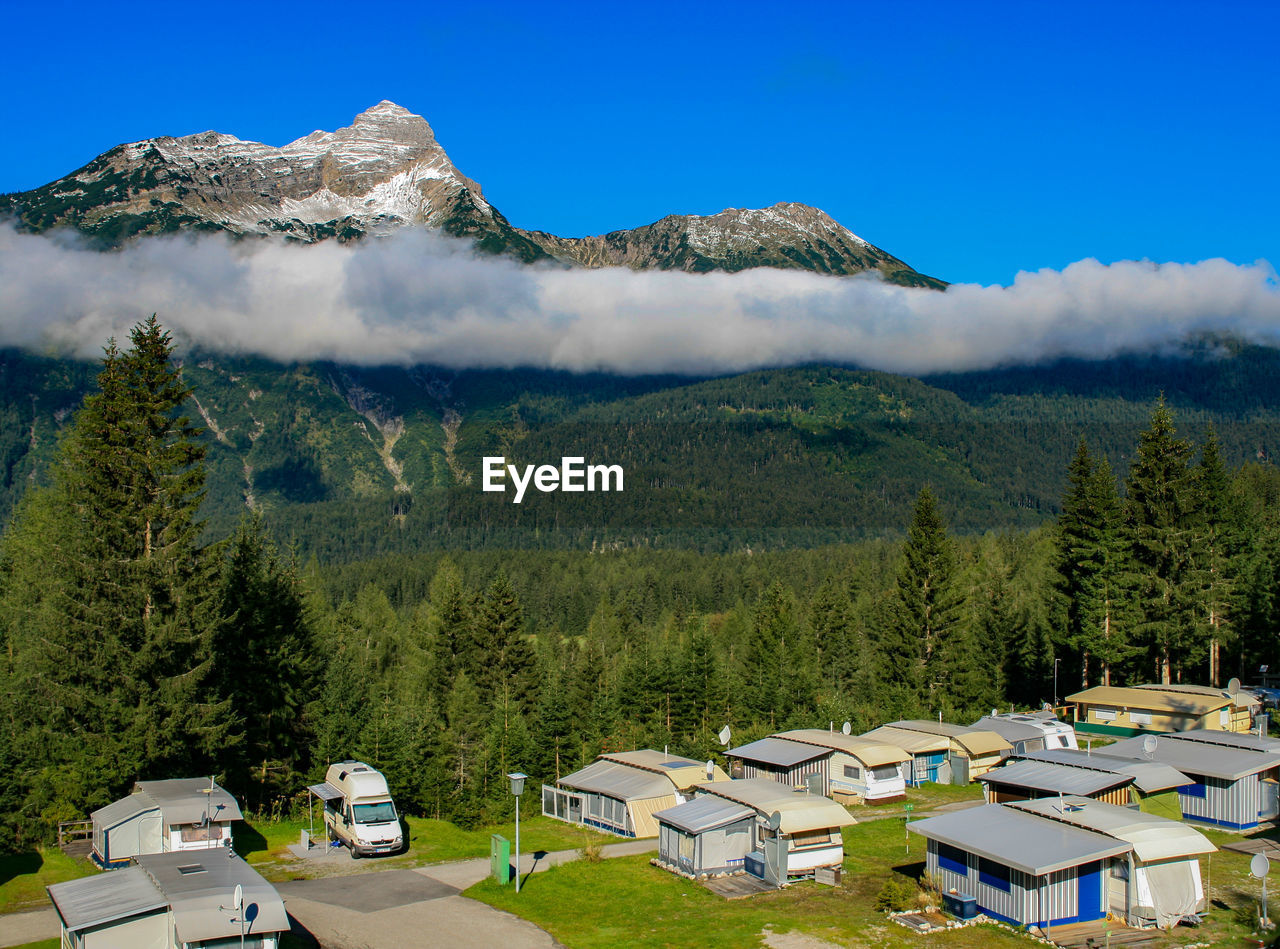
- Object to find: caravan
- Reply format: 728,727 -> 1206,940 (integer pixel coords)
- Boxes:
309,761 -> 404,856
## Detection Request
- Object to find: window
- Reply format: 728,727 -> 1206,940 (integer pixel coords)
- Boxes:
790,830 -> 834,849
353,801 -> 397,824
938,843 -> 968,876
978,857 -> 1011,892
1221,709 -> 1230,727
1130,711 -> 1152,726
843,765 -> 862,780
1111,861 -> 1129,880
871,765 -> 900,781
1179,782 -> 1208,799
1093,708 -> 1117,722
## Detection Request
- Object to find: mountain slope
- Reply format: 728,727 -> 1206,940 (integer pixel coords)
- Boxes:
1,102 -> 941,284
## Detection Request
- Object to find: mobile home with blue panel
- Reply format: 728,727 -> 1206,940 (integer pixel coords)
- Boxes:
909,804 -> 1130,929
859,725 -> 951,785
1101,735 -> 1280,829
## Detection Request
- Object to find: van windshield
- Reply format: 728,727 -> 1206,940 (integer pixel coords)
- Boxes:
353,801 -> 397,824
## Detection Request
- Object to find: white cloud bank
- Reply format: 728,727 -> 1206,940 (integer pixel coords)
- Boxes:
2,225 -> 1278,375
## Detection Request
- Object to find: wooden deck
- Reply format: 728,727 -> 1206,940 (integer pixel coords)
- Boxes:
701,873 -> 777,899
1041,919 -> 1161,949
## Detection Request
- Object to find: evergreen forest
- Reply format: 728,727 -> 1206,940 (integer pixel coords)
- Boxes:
1,319 -> 1278,851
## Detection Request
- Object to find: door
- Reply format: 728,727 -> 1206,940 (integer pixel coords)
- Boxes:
1077,861 -> 1104,922
1262,779 -> 1279,820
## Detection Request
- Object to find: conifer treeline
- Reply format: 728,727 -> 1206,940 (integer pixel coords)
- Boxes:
0,321 -> 1277,851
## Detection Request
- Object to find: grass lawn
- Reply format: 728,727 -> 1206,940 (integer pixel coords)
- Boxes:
238,813 -> 610,881
6,941 -> 59,949
468,811 -> 1280,948
0,848 -> 96,914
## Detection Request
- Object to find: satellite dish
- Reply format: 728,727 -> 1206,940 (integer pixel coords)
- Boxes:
1252,853 -> 1271,879
233,884 -> 243,911
1228,677 -> 1243,699
991,709 -> 998,717
841,721 -> 852,736
1142,735 -> 1158,759
767,810 -> 783,831
718,725 -> 731,746
706,760 -> 714,779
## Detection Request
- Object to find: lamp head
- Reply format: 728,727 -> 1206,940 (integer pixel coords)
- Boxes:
508,772 -> 528,797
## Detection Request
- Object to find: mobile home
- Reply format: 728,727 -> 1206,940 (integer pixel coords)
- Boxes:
543,750 -> 731,838
910,803 -> 1130,929
774,729 -> 910,803
653,795 -> 756,877
859,725 -> 952,785
971,712 -> 1078,754
727,737 -> 829,790
1010,796 -> 1215,929
48,850 -> 288,949
91,778 -> 242,869
696,778 -> 856,882
864,721 -> 1011,785
1101,734 -> 1280,829
1069,684 -> 1257,737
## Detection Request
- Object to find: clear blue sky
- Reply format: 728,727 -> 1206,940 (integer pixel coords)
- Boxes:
3,0 -> 1276,286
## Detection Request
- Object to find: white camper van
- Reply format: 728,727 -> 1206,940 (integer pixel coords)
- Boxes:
314,761 -> 403,857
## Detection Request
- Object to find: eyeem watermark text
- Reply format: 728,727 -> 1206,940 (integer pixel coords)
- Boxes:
482,456 -> 624,503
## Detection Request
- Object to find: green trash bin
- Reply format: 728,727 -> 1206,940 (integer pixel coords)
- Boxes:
491,834 -> 511,884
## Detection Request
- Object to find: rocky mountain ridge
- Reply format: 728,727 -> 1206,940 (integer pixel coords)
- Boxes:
2,101 -> 944,286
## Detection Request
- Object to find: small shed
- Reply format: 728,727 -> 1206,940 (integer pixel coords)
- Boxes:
909,803 -> 1131,929
1069,684 -> 1256,737
727,737 -> 829,791
91,778 -> 242,869
697,778 -> 856,880
980,759 -> 1136,806
773,729 -> 911,803
1010,796 -> 1215,929
47,850 -> 289,949
859,726 -> 952,785
542,750 -> 731,838
653,795 -> 755,877
1101,734 -> 1280,829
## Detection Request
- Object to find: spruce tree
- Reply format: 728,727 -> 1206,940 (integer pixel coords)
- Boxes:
1125,399 -> 1200,683
1193,427 -> 1243,685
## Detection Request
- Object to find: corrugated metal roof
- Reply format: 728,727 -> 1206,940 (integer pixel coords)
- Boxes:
860,726 -> 951,755
697,779 -> 856,834
137,851 -> 288,943
774,730 -> 911,768
980,759 -> 1131,796
91,791 -> 158,831
887,721 -> 1013,755
558,760 -> 673,801
1099,736 -> 1280,780
1009,796 -> 1216,862
909,803 -> 1131,875
728,737 -> 829,768
602,750 -> 703,771
47,867 -> 167,932
1171,729 -> 1280,754
1018,749 -> 1190,793
1066,685 -> 1231,715
653,795 -> 754,834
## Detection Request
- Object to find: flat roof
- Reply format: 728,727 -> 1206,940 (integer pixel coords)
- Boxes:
980,759 -> 1131,796
1009,797 -> 1216,862
909,804 -> 1131,875
137,851 -> 288,943
1136,683 -> 1260,709
697,779 -> 856,834
871,722 -> 1010,756
728,737 -> 829,768
774,730 -> 911,768
92,778 -> 242,830
1170,729 -> 1280,754
1067,685 -> 1232,716
558,759 -> 673,801
47,867 -> 167,933
599,751 -> 729,787
653,795 -> 754,834
970,716 -> 1049,743
1018,749 -> 1190,793
1099,736 -> 1280,781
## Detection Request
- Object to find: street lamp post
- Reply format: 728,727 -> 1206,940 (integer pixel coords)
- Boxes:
1054,658 -> 1061,708
508,772 -> 527,893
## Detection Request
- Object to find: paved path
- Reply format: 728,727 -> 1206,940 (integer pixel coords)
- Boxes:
0,839 -> 656,949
